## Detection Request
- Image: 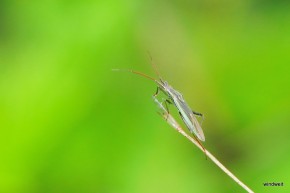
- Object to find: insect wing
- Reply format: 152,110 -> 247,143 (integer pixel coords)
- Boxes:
189,112 -> 205,141
173,96 -> 205,141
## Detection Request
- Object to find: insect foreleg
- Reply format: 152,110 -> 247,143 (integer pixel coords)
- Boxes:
153,87 -> 159,97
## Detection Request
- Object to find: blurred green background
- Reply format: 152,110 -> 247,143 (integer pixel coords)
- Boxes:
1,1 -> 290,193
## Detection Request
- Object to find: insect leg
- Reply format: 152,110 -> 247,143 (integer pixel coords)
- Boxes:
153,87 -> 159,97
192,111 -> 204,125
166,98 -> 172,104
192,110 -> 203,117
162,99 -> 172,120
192,133 -> 208,160
153,97 -> 172,122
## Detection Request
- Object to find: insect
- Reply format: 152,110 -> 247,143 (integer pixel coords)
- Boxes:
113,56 -> 206,143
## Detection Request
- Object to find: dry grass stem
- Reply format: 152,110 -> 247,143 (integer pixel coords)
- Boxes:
153,97 -> 254,193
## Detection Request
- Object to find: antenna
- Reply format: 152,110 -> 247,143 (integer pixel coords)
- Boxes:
147,51 -> 161,79
112,69 -> 156,82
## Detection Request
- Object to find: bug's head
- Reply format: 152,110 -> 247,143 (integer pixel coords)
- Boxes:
156,79 -> 170,93
158,78 -> 168,87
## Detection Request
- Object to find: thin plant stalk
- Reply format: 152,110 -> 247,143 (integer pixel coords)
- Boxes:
153,97 -> 254,193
